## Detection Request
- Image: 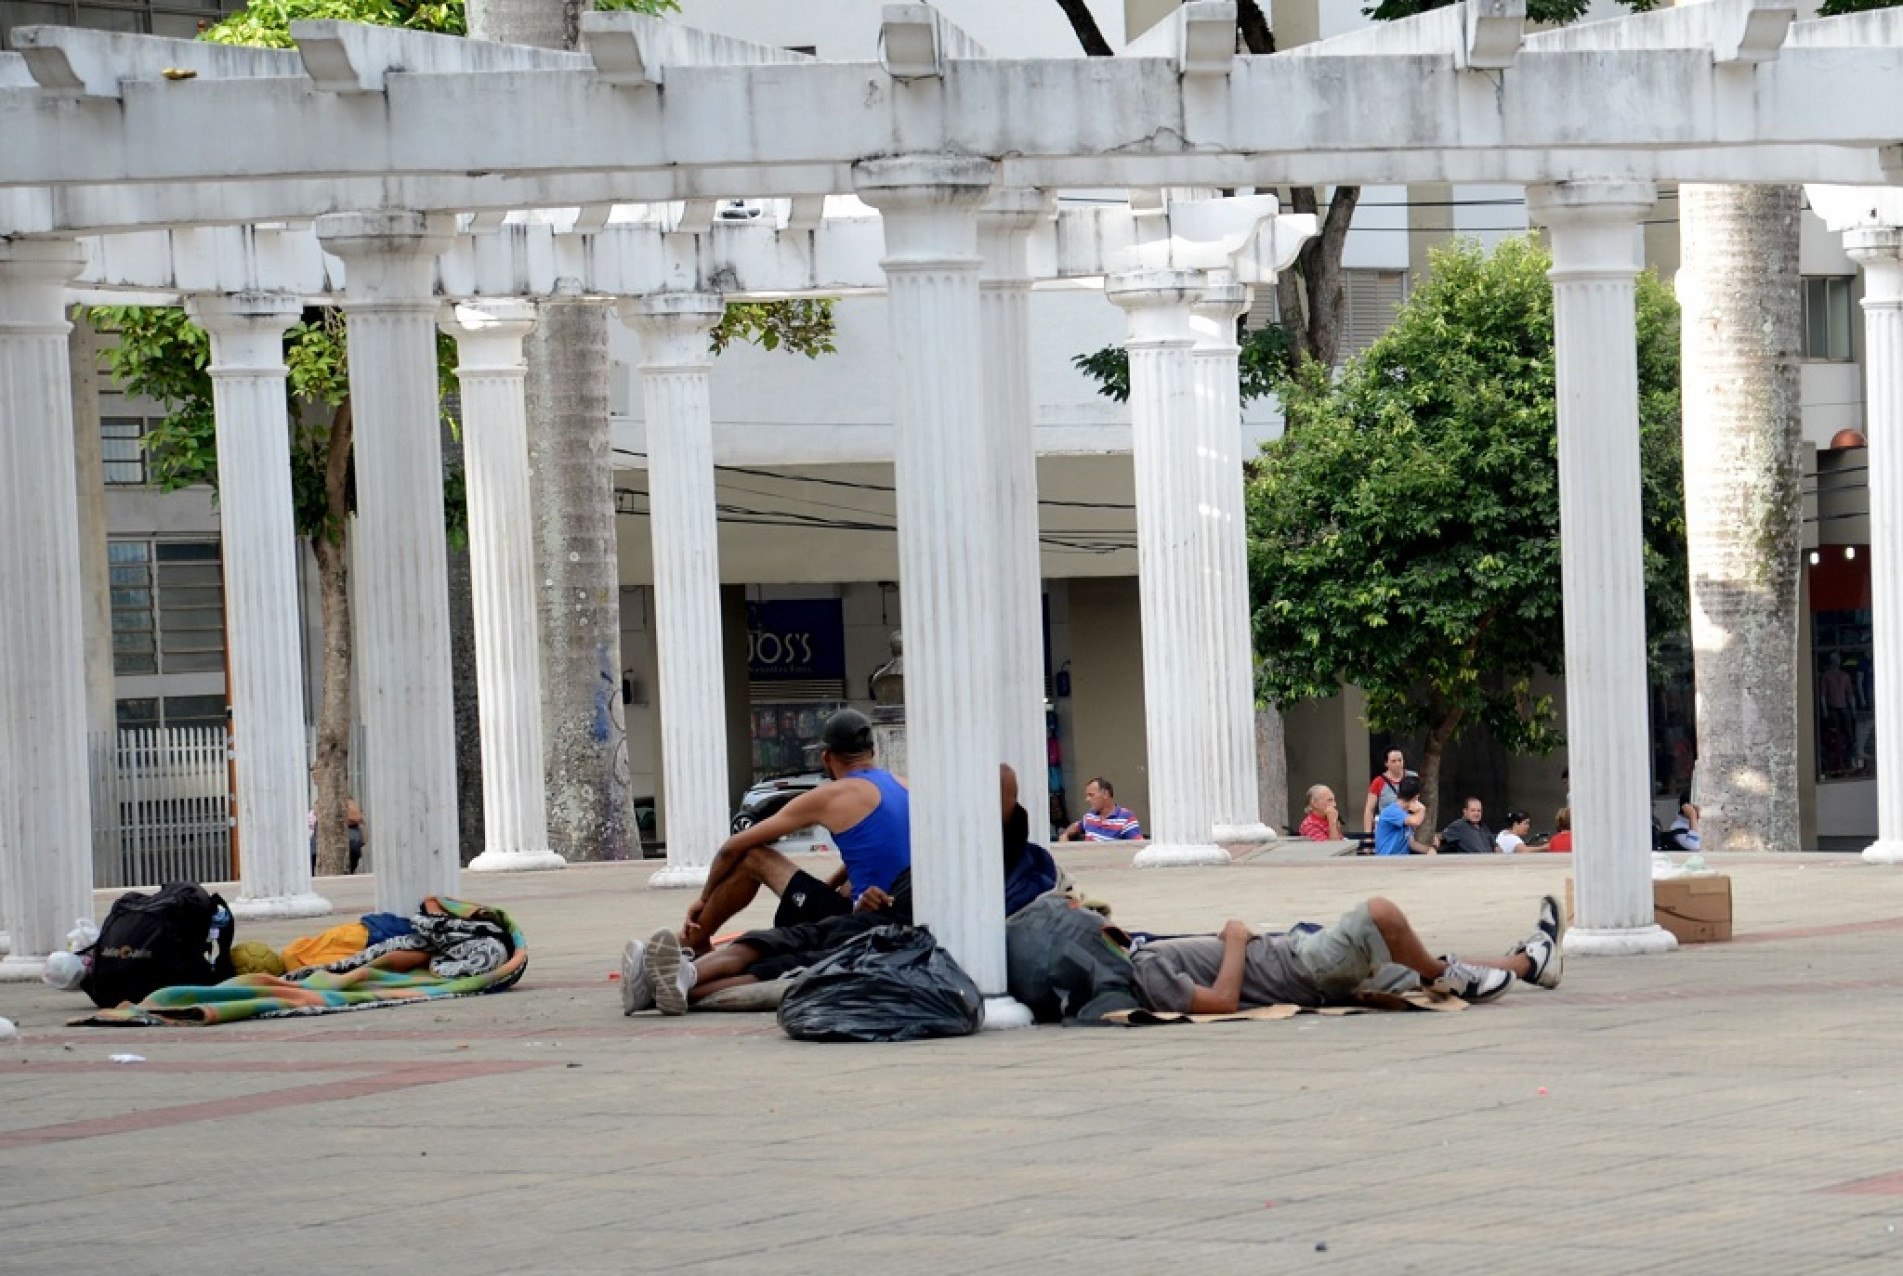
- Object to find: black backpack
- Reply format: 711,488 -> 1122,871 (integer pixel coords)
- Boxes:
83,883 -> 236,1009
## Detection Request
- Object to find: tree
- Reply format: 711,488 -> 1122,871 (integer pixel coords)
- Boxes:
1245,237 -> 1687,831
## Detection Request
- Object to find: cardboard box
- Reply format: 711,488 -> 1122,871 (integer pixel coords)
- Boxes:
1563,875 -> 1733,944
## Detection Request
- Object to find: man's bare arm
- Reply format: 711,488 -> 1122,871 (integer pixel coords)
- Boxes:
1186,921 -> 1253,1014
697,786 -> 837,901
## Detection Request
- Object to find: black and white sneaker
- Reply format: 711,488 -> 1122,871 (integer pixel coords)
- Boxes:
620,939 -> 654,1015
1433,958 -> 1514,1004
1509,894 -> 1566,989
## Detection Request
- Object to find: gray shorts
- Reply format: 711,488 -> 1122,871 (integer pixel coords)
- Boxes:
1289,901 -> 1395,1001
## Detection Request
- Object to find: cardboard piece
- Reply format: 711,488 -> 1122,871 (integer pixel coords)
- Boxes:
1564,874 -> 1733,944
1102,987 -> 1465,1026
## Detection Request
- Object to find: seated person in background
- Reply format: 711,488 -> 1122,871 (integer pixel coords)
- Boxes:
1547,808 -> 1573,853
1001,764 -> 1060,915
1374,776 -> 1435,856
1438,796 -> 1494,855
1127,893 -> 1565,1013
1496,810 -> 1548,854
308,795 -> 366,875
676,708 -> 909,957
1298,784 -> 1342,841
1059,777 -> 1144,842
1668,793 -> 1702,851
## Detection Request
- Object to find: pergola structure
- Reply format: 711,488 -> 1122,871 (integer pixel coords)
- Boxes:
2,0 -> 1902,1009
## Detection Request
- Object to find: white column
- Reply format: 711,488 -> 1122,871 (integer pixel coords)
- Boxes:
979,191 -> 1054,824
1846,228 -> 1903,863
619,293 -> 728,891
1107,270 -> 1229,867
1193,280 -> 1275,844
188,293 -> 332,919
856,155 -> 1031,1029
315,212 -> 460,916
1528,182 -> 1675,956
0,238 -> 94,980
444,302 -> 564,874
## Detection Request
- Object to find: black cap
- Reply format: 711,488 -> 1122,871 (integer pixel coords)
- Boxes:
822,708 -> 875,755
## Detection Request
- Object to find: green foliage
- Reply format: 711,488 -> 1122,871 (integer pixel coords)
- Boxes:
1817,0 -> 1902,14
710,299 -> 838,358
204,0 -> 465,46
1245,236 -> 1686,757
90,305 -> 462,546
1072,323 -> 1291,405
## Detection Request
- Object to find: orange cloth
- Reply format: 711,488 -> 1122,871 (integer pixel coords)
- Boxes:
281,922 -> 371,969
1547,830 -> 1573,853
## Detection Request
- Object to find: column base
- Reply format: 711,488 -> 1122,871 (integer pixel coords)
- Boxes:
1213,822 -> 1278,844
1563,924 -> 1678,956
230,892 -> 333,921
648,863 -> 711,890
1133,842 -> 1233,868
0,954 -> 48,983
980,994 -> 1035,1031
468,848 -> 568,873
1861,839 -> 1903,864
0,931 -> 9,956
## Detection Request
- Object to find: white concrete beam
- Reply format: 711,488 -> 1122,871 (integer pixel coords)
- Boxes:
1522,0 -> 1790,57
0,52 -> 39,88
9,26 -> 299,98
292,20 -> 587,94
580,10 -> 813,90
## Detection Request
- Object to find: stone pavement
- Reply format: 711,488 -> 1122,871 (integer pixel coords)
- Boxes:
4,847 -> 1903,1274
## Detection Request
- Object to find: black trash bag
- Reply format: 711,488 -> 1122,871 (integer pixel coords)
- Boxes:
777,924 -> 983,1042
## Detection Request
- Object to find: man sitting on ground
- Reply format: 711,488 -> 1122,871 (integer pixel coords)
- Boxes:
669,708 -> 910,962
625,765 -> 1059,1016
1298,784 -> 1342,841
1374,776 -> 1435,856
1058,777 -> 1143,842
1127,894 -> 1564,1013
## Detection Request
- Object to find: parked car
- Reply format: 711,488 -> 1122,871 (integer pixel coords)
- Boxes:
731,772 -> 827,833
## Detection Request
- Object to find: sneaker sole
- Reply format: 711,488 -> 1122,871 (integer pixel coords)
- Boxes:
1537,892 -> 1566,989
620,940 -> 652,1016
649,929 -> 687,1016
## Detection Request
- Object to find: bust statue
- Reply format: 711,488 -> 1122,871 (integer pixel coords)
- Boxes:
869,630 -> 904,721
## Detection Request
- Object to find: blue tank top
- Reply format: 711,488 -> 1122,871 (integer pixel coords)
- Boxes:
831,767 -> 912,896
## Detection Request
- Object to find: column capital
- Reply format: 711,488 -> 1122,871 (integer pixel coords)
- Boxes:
186,292 -> 303,337
316,211 -> 452,306
0,237 -> 84,330
1190,279 -> 1251,352
1526,181 -> 1655,280
618,292 -> 724,370
442,300 -> 538,373
1845,226 -> 1903,304
978,188 -> 1054,284
1106,269 -> 1203,345
854,155 -> 995,265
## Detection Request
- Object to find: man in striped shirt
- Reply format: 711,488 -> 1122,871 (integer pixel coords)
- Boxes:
1059,777 -> 1144,842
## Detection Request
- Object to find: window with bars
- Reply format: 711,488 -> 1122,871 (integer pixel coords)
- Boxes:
108,538 -> 225,677
1803,276 -> 1855,362
1240,268 -> 1410,365
114,694 -> 227,730
0,0 -> 244,46
101,416 -> 147,485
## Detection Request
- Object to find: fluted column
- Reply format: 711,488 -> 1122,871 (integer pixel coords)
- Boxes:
0,238 -> 94,980
1846,228 -> 1903,863
856,155 -> 1031,1029
315,212 -> 459,915
1107,271 -> 1229,867
1528,182 -> 1675,956
189,293 -> 332,919
619,293 -> 728,891
1193,281 -> 1275,844
979,191 -> 1055,823
444,302 -> 563,874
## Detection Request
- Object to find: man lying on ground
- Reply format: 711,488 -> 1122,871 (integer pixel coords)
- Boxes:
675,708 -> 911,958
624,765 -> 1058,1016
1126,893 -> 1564,1014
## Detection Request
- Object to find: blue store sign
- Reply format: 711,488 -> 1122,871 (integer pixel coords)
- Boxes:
746,600 -> 846,682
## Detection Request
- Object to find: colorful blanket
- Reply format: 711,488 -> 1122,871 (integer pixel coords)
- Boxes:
74,898 -> 526,1027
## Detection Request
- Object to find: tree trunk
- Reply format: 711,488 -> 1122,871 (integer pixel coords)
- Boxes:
526,299 -> 633,862
1282,186 -> 1361,369
310,402 -> 355,876
1254,706 -> 1289,831
442,411 -> 486,866
1416,705 -> 1465,843
1053,0 -> 1114,54
1679,184 -> 1804,853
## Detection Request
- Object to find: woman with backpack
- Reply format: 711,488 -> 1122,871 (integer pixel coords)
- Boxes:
1361,748 -> 1417,835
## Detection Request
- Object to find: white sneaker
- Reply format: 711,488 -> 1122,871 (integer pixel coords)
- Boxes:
1508,893 -> 1566,989
1432,959 -> 1514,1004
646,928 -> 697,1016
620,939 -> 654,1015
